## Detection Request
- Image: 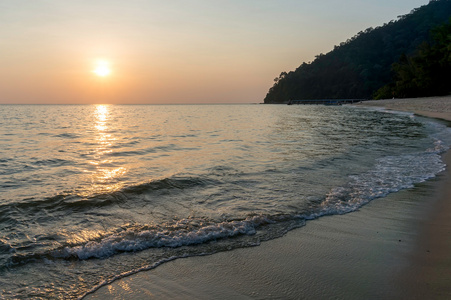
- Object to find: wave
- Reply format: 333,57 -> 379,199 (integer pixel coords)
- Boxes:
0,175 -> 221,224
53,133 -> 81,139
5,214 -> 302,268
311,141 -> 447,218
55,216 -> 270,259
32,158 -> 72,167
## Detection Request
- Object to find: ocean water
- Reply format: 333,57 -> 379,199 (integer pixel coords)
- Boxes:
0,104 -> 450,299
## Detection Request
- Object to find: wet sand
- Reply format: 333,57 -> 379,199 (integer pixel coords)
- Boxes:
360,96 -> 451,299
85,97 -> 451,299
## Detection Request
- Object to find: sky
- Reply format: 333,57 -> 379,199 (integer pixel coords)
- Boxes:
0,0 -> 429,104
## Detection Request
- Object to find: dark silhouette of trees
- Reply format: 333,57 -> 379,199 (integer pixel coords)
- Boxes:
374,19 -> 451,99
264,0 -> 451,103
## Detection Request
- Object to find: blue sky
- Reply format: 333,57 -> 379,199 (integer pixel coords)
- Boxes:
0,0 -> 429,104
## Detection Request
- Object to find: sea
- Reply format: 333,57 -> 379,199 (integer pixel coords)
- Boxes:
1,104 -> 450,299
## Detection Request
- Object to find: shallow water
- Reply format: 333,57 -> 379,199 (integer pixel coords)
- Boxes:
0,104 -> 450,299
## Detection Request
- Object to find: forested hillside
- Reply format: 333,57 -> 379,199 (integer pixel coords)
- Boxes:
264,0 -> 451,103
374,20 -> 451,99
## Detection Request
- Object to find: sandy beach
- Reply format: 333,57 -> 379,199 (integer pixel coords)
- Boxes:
356,96 -> 451,123
85,97 -> 451,300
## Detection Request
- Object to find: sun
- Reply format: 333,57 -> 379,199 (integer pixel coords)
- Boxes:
93,60 -> 111,77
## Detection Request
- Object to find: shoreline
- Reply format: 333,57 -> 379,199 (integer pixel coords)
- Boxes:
359,96 -> 451,298
356,96 -> 451,123
85,96 -> 451,299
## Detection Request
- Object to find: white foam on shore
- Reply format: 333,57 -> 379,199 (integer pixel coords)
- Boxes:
313,143 -> 447,218
54,216 -> 275,260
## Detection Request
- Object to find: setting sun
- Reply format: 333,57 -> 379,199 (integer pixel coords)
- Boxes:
93,61 -> 111,77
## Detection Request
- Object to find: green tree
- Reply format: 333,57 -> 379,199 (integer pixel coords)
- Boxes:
375,18 -> 451,99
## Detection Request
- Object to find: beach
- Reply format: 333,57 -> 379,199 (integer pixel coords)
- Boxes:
84,96 -> 451,300
356,96 -> 451,122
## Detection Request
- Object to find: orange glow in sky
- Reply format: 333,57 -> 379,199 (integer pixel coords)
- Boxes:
0,1 -> 429,104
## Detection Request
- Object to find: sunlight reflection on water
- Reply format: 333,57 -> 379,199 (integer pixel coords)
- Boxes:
85,105 -> 126,195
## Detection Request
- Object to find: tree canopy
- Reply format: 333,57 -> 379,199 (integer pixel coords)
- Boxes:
264,0 -> 451,103
374,20 -> 451,99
